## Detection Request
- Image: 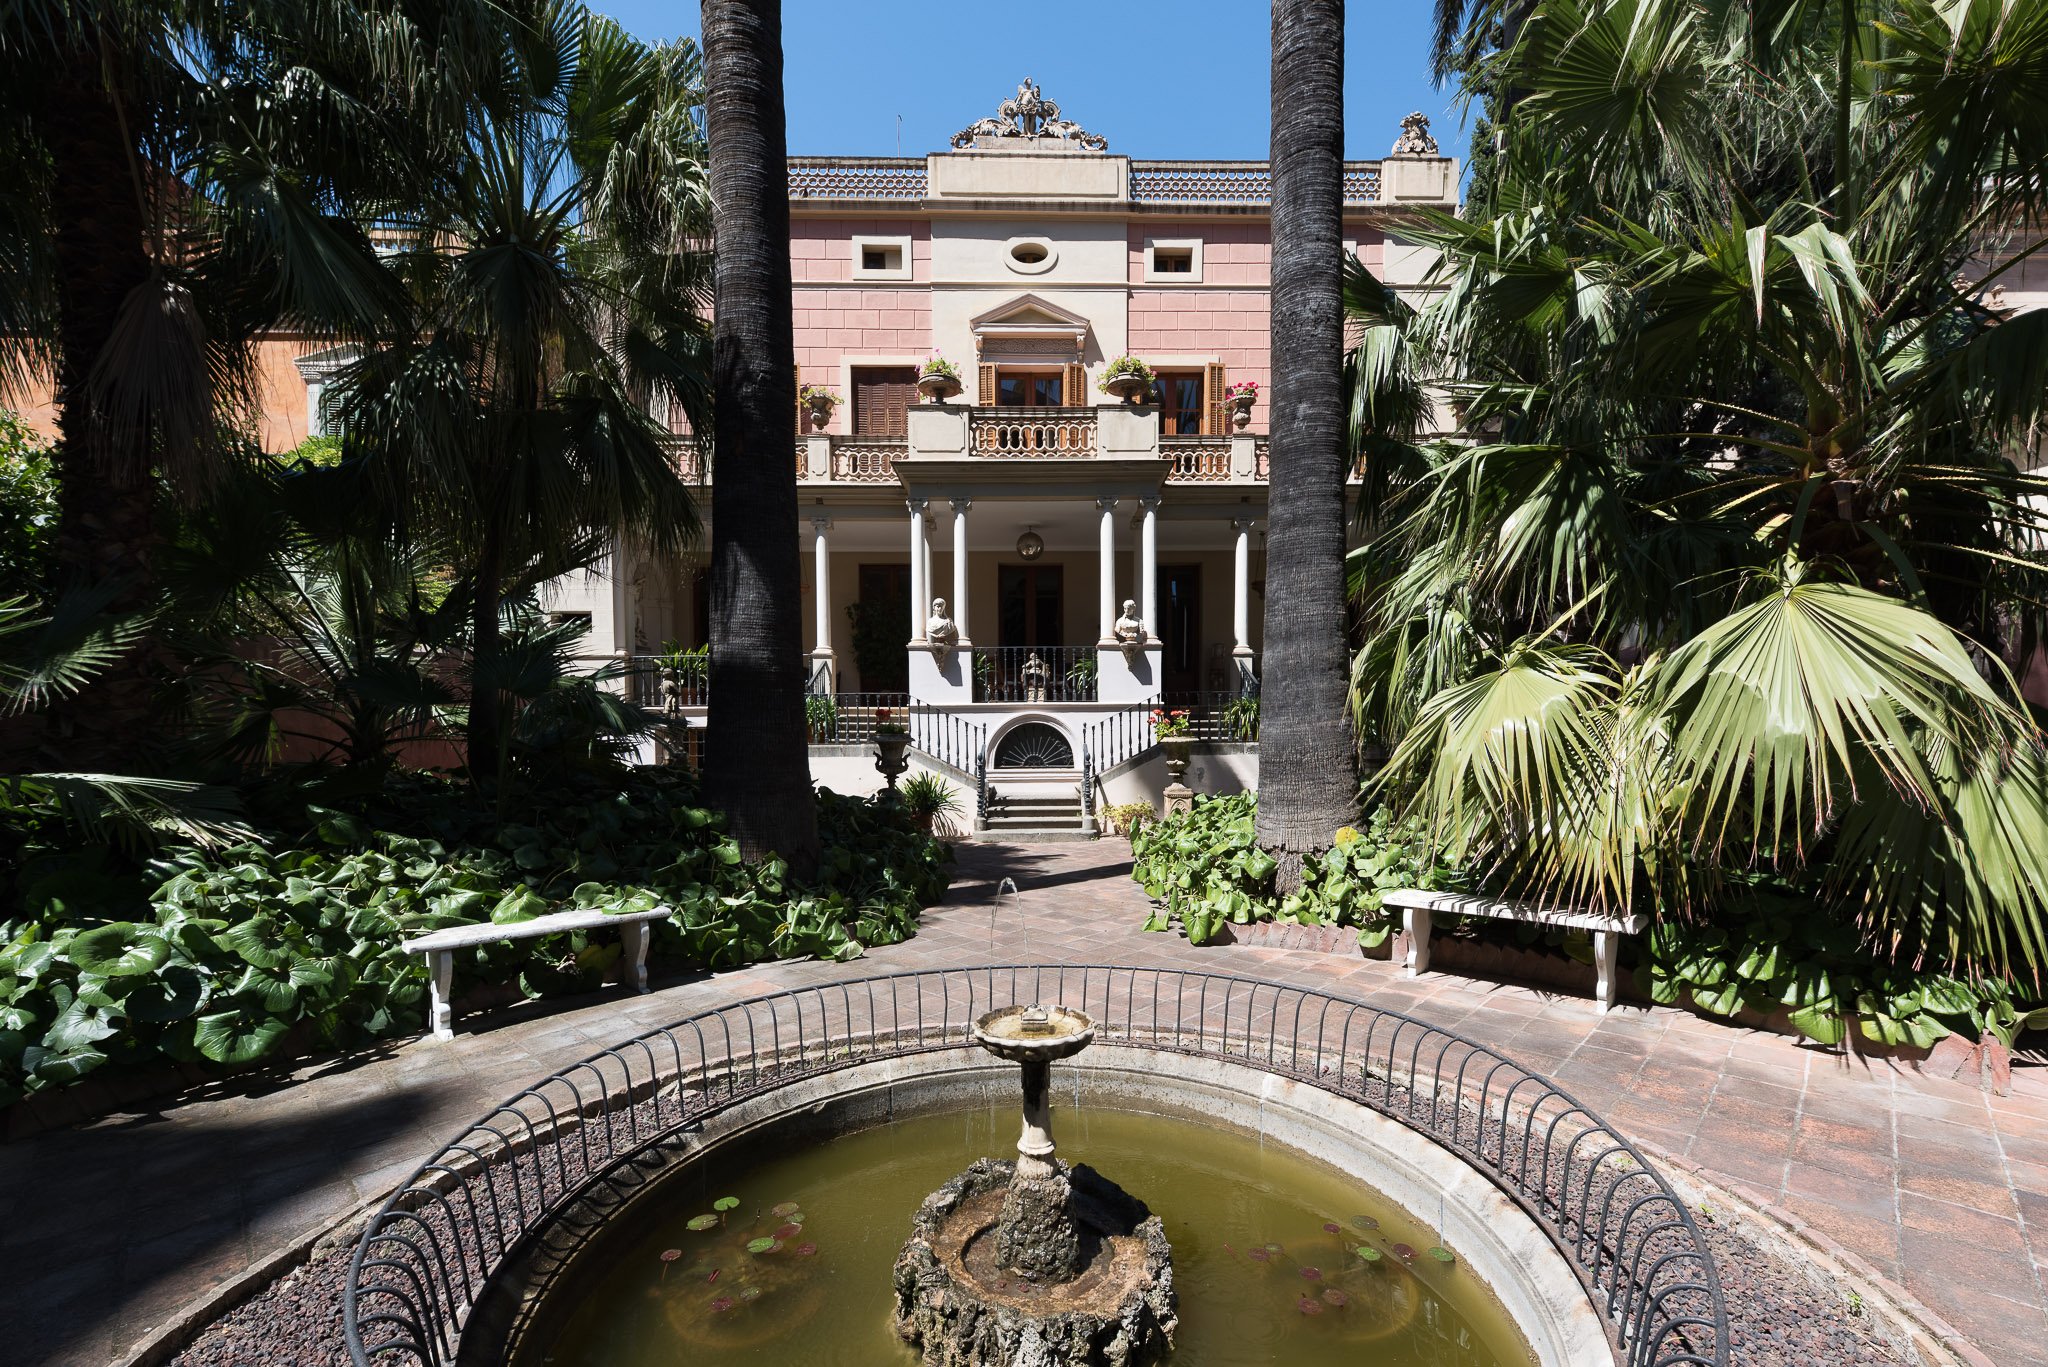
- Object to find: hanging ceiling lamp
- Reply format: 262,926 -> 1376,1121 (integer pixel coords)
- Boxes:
1015,527 -> 1045,560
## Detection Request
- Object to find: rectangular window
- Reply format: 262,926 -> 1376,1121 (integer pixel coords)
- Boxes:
996,372 -> 1063,407
852,366 -> 918,438
1143,237 -> 1204,283
1152,370 -> 1205,436
850,234 -> 912,280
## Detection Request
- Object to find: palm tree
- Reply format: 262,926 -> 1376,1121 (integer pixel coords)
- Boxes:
698,0 -> 818,873
1355,0 -> 2048,979
1256,0 -> 1358,885
338,5 -> 711,778
0,0 -> 511,766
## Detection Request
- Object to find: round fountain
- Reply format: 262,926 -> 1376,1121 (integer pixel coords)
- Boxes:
892,1004 -> 1177,1366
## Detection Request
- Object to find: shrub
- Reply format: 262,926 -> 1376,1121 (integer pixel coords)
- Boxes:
1102,802 -> 1155,837
0,770 -> 952,1105
1133,794 -> 1450,945
899,773 -> 960,835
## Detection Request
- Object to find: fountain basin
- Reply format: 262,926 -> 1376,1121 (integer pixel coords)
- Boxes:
972,1004 -> 1097,1063
466,1048 -> 1593,1367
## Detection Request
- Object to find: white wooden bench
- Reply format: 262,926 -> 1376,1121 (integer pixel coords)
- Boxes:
401,907 -> 671,1040
1378,890 -> 1647,1013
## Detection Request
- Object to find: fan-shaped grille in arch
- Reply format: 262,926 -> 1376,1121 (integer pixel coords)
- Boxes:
993,722 -> 1074,769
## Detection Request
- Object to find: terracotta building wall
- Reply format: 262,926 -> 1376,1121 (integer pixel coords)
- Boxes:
790,219 -> 935,435
6,335 -> 323,455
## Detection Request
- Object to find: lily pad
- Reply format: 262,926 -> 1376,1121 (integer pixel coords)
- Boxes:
1321,1221 -> 1342,1234
1297,1296 -> 1323,1316
686,1214 -> 719,1232
709,1296 -> 735,1313
745,1236 -> 780,1254
713,1196 -> 740,1213
794,1242 -> 818,1257
1354,1245 -> 1383,1263
1298,1265 -> 1322,1280
1352,1215 -> 1379,1230
738,1286 -> 764,1303
1392,1243 -> 1416,1262
1321,1288 -> 1349,1306
1429,1246 -> 1456,1264
771,1201 -> 801,1217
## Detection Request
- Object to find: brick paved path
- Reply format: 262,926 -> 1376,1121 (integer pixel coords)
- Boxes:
4,840 -> 2045,1365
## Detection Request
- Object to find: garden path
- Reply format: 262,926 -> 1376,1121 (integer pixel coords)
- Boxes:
3,840 -> 2045,1366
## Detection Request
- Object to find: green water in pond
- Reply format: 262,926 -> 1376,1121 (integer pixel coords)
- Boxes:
535,1106 -> 1534,1366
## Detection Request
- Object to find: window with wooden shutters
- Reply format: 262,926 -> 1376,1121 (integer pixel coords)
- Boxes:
1204,362 -> 1228,435
1154,370 -> 1206,436
1064,362 -> 1086,405
851,366 -> 917,438
978,362 -> 997,406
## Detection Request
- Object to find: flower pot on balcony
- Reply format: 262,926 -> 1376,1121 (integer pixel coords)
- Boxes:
917,372 -> 962,403
1103,373 -> 1150,404
806,398 -> 835,430
1227,393 -> 1256,430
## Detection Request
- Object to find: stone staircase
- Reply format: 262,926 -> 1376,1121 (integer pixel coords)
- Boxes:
977,786 -> 1092,842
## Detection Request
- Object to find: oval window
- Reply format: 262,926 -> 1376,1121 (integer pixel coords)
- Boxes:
1004,238 -> 1056,274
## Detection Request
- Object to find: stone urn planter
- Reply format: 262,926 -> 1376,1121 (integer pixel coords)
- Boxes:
805,397 -> 835,430
1102,373 -> 1150,404
917,371 -> 962,403
1226,392 -> 1256,429
875,732 -> 911,789
1160,735 -> 1191,786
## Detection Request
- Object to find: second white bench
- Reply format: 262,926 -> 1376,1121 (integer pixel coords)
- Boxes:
401,906 -> 672,1040
1377,890 -> 1647,1013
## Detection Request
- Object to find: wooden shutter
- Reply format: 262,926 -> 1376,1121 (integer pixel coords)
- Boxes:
1203,362 -> 1228,434
795,364 -> 806,435
853,366 -> 916,438
978,362 -> 997,406
1064,361 -> 1086,406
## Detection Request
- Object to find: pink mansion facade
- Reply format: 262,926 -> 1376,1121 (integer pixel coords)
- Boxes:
554,83 -> 1460,814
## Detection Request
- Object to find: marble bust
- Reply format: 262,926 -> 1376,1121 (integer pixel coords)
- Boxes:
1113,599 -> 1146,664
1113,599 -> 1146,644
927,597 -> 960,668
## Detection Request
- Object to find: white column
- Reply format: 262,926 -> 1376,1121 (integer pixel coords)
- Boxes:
1140,497 -> 1159,641
950,498 -> 972,643
1096,497 -> 1119,641
810,516 -> 832,654
1232,518 -> 1252,651
908,498 -> 928,641
922,514 -> 935,617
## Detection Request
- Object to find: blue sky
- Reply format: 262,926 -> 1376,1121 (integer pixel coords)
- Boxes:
598,1 -> 1468,164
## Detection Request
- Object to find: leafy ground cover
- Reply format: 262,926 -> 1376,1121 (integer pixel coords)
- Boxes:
0,770 -> 951,1105
1133,794 -> 2045,1052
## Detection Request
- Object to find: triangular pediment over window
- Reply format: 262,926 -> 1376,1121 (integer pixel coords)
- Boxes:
970,293 -> 1092,352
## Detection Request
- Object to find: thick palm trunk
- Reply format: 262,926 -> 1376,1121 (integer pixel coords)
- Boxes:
35,40 -> 161,766
700,0 -> 818,874
1256,0 -> 1357,886
467,526 -> 504,779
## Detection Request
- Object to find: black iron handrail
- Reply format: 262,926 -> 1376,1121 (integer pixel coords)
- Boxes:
345,966 -> 1727,1367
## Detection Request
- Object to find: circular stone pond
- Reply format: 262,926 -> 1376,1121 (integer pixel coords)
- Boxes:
524,1107 -> 1533,1367
463,1044 -> 1611,1367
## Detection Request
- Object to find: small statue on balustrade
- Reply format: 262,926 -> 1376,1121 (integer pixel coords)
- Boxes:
1113,599 -> 1147,665
926,597 -> 960,669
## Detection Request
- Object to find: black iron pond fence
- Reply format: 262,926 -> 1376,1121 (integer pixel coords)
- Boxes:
345,965 -> 1728,1367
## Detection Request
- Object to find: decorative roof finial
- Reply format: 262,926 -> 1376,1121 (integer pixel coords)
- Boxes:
1391,111 -> 1440,157
952,77 -> 1109,151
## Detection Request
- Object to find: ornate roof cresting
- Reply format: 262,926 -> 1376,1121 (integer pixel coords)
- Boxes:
952,77 -> 1108,152
1391,111 -> 1440,157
